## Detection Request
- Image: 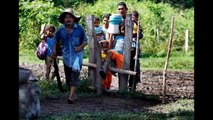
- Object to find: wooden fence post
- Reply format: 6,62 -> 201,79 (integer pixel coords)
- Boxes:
185,30 -> 189,52
85,14 -> 102,95
120,14 -> 133,91
95,27 -> 103,95
85,15 -> 97,89
157,26 -> 160,42
132,21 -> 140,92
162,16 -> 175,103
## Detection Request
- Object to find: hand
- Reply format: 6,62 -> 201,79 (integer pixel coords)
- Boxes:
52,51 -> 57,59
41,34 -> 47,41
75,46 -> 82,53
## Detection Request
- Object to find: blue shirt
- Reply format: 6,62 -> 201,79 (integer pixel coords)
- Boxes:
95,26 -> 104,41
113,35 -> 125,55
95,26 -> 102,34
53,23 -> 88,68
46,37 -> 54,57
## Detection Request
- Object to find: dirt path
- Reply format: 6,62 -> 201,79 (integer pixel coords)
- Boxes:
19,63 -> 194,116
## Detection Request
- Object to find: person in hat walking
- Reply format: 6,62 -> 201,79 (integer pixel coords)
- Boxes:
52,8 -> 88,104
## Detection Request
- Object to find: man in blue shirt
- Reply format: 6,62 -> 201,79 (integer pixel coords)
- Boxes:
52,8 -> 88,104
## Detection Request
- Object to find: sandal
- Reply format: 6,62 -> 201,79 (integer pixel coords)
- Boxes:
99,70 -> 106,79
67,98 -> 74,104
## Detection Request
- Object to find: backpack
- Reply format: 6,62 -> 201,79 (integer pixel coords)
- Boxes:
36,42 -> 47,60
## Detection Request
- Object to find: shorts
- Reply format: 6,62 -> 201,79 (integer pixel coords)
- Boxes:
63,63 -> 80,87
45,55 -> 54,66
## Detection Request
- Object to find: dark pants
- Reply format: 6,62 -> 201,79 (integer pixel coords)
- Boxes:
128,48 -> 141,90
63,63 -> 80,87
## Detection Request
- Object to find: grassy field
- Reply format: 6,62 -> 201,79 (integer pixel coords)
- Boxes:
19,50 -> 194,71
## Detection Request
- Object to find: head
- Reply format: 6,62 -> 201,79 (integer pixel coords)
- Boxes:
58,8 -> 81,26
44,24 -> 56,38
102,13 -> 111,29
94,16 -> 100,27
117,2 -> 128,19
101,41 -> 109,53
132,10 -> 139,22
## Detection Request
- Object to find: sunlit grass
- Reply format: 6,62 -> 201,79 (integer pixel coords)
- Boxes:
19,50 -> 194,71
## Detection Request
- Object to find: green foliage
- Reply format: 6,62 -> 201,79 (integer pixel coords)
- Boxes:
39,109 -> 193,120
77,79 -> 96,94
51,0 -> 95,8
19,0 -> 63,51
39,77 -> 95,100
19,49 -> 44,64
51,0 -> 81,8
145,0 -> 194,9
39,80 -> 68,100
19,0 -> 194,60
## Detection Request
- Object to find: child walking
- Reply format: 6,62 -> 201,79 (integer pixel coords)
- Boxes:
42,24 -> 64,92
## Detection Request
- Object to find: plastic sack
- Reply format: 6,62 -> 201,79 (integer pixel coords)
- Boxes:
72,54 -> 80,72
36,42 -> 47,60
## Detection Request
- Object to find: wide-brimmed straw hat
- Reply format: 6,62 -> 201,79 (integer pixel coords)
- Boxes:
58,8 -> 81,23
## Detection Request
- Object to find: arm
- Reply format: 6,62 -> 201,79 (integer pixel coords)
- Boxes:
138,24 -> 143,39
108,33 -> 115,49
52,28 -> 61,58
133,23 -> 143,39
75,41 -> 87,53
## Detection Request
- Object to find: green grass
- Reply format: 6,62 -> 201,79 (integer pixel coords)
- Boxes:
140,51 -> 194,71
19,50 -> 194,71
19,50 -> 44,64
38,110 -> 194,120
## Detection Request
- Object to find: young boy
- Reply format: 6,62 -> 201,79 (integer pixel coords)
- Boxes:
94,16 -> 105,41
128,10 -> 143,91
99,20 -> 125,81
41,24 -> 60,81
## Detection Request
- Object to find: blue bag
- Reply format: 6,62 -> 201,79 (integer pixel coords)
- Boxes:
72,53 -> 80,72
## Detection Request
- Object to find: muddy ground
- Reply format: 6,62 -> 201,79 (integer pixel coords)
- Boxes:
19,63 -> 194,116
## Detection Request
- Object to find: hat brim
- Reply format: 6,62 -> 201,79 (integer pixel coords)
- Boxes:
58,12 -> 81,24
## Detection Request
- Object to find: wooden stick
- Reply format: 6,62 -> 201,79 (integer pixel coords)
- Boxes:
82,62 -> 136,76
56,57 -> 137,76
132,21 -> 140,91
162,16 -> 175,103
